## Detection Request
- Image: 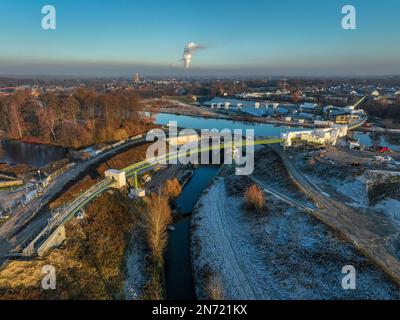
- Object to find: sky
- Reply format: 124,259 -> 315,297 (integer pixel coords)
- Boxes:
0,0 -> 399,77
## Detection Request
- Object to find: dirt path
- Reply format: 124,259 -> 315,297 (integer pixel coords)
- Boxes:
273,145 -> 400,286
213,183 -> 260,299
192,178 -> 261,300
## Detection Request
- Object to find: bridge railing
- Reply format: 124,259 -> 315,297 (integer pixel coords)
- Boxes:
11,178 -> 114,254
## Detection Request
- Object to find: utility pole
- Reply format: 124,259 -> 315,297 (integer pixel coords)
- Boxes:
134,172 -> 139,190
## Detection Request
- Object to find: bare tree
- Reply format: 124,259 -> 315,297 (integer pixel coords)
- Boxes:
383,118 -> 393,129
143,193 -> 172,266
36,103 -> 58,141
7,102 -> 24,139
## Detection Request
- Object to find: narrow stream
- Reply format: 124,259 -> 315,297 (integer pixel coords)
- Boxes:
164,166 -> 220,300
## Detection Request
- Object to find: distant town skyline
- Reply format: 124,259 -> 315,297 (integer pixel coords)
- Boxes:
0,0 -> 399,77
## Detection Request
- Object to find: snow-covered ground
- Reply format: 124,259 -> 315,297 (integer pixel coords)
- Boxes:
191,178 -> 400,300
306,170 -> 400,227
124,228 -> 148,300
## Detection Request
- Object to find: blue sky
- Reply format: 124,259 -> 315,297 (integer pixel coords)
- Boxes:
0,0 -> 399,77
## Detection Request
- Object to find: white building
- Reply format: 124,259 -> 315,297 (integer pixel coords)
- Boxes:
282,124 -> 348,147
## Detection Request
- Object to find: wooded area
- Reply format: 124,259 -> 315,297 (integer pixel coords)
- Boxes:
0,88 -> 150,148
364,102 -> 400,127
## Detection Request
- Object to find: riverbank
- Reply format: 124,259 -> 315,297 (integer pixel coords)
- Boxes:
1,161 -> 182,300
146,103 -> 316,129
0,123 -> 158,162
354,125 -> 400,135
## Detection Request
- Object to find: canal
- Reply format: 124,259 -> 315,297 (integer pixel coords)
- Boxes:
164,166 -> 220,300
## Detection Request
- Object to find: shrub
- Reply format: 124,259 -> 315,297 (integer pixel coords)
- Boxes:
141,264 -> 165,300
206,274 -> 224,300
244,184 -> 265,211
162,178 -> 182,200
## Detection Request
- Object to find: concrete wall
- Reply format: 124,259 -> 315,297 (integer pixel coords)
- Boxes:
37,225 -> 66,257
105,169 -> 126,189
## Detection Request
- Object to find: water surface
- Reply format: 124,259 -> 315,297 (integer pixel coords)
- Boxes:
155,113 -> 301,138
0,140 -> 67,167
165,166 -> 219,300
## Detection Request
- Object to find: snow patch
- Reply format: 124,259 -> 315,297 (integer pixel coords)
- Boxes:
191,178 -> 400,300
124,229 -> 148,300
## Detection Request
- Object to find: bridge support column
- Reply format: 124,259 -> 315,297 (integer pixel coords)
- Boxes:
22,243 -> 36,257
105,169 -> 126,189
127,171 -> 146,198
37,225 -> 66,257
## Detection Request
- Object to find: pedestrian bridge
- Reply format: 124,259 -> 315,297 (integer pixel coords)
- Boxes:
10,137 -> 284,258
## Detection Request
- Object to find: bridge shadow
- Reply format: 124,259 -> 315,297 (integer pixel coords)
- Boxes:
0,234 -> 13,266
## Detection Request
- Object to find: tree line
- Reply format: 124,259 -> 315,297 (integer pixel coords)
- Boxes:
363,102 -> 400,127
0,88 -> 151,148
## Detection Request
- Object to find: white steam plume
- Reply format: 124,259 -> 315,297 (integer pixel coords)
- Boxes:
183,42 -> 205,69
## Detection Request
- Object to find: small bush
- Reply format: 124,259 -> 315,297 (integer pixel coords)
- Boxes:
162,178 -> 182,200
206,274 -> 224,300
141,264 -> 165,300
244,184 -> 265,211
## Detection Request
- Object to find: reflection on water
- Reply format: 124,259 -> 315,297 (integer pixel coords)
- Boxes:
165,217 -> 195,300
155,113 -> 302,138
176,166 -> 220,215
156,113 -> 400,151
352,132 -> 400,151
0,140 -> 67,168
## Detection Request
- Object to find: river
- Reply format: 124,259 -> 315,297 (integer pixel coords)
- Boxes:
0,113 -> 397,168
155,113 -> 399,150
352,131 -> 400,151
155,113 -> 301,137
0,140 -> 67,168
165,166 -> 220,300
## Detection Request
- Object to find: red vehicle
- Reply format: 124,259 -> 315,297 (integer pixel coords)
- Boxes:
378,147 -> 391,154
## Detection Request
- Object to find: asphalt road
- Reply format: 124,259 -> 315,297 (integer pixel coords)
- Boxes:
0,137 -> 147,265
